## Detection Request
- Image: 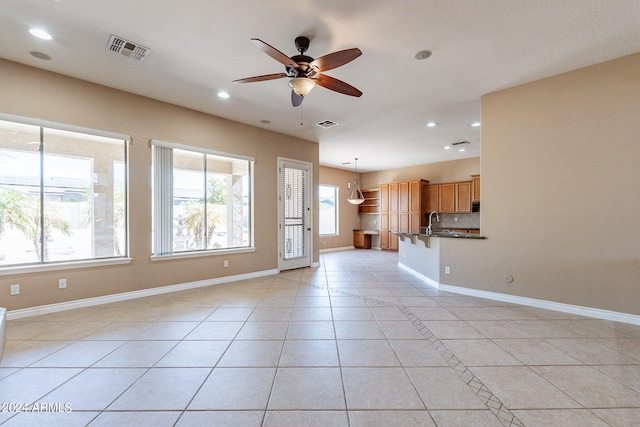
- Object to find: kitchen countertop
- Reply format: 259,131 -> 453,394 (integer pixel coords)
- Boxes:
354,229 -> 380,235
393,231 -> 486,240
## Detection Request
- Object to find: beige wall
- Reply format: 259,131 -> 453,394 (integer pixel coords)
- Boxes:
0,59 -> 319,311
441,53 -> 640,315
318,166 -> 360,250
361,157 -> 480,188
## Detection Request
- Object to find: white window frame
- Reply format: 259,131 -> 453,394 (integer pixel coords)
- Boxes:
319,184 -> 339,237
0,113 -> 131,276
150,139 -> 255,260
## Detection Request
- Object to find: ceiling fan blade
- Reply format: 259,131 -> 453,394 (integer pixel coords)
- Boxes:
309,48 -> 362,72
315,74 -> 363,97
251,38 -> 297,68
291,90 -> 304,107
233,73 -> 288,83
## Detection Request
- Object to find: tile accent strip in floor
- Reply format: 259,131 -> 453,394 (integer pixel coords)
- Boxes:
297,275 -> 526,427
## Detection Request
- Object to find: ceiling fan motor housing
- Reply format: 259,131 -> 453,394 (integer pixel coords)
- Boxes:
295,36 -> 310,54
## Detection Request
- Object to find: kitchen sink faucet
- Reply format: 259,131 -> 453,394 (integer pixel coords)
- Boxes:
427,211 -> 440,236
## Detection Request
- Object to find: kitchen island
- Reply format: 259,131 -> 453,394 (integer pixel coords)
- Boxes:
394,231 -> 485,289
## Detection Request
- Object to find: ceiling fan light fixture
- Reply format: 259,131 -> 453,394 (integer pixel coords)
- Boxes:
289,77 -> 315,96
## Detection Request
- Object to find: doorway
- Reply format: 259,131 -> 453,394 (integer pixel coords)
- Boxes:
278,158 -> 312,271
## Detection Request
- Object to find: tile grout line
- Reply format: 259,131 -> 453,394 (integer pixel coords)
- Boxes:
292,272 -> 525,427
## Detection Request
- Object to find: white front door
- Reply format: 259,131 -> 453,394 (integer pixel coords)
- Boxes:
278,158 -> 312,271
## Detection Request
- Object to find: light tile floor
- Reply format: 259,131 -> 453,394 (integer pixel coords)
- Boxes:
1,250 -> 640,426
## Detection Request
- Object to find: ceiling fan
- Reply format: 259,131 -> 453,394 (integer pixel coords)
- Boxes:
233,36 -> 362,107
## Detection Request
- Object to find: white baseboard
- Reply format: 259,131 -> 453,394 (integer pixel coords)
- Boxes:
7,269 -> 279,320
320,246 -> 355,253
398,262 -> 440,289
399,263 -> 640,326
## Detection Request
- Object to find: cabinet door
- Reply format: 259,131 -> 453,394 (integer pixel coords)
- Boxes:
409,181 -> 421,212
380,213 -> 389,232
425,185 -> 439,213
471,175 -> 480,202
439,184 -> 455,212
389,232 -> 398,250
398,181 -> 409,212
389,182 -> 399,212
380,231 -> 389,249
353,231 -> 364,248
380,183 -> 389,213
389,212 -> 399,232
409,212 -> 422,234
456,182 -> 471,212
399,212 -> 409,233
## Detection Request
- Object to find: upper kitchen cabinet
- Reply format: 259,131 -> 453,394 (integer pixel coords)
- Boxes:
439,183 -> 456,213
471,174 -> 480,202
425,176 -> 478,213
456,181 -> 471,213
424,184 -> 439,213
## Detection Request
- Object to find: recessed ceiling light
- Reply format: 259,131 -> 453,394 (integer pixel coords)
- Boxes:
29,28 -> 52,40
426,122 -> 437,127
471,121 -> 481,127
458,148 -> 466,152
217,91 -> 230,99
443,146 -> 452,150
29,51 -> 51,60
414,50 -> 432,60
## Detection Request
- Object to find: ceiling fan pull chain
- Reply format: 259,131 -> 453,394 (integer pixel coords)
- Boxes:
300,104 -> 304,126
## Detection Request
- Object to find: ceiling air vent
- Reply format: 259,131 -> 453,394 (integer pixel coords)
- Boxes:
316,120 -> 339,129
452,140 -> 470,146
106,35 -> 151,62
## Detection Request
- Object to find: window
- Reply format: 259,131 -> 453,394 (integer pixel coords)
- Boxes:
0,116 -> 128,267
319,184 -> 338,236
152,141 -> 253,256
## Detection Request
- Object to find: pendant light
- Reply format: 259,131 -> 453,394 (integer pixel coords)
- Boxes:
347,158 -> 365,205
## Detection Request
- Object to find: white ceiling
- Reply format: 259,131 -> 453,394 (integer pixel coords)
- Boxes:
2,1 -> 640,172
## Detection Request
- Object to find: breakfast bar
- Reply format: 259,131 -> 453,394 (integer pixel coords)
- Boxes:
394,230 -> 485,288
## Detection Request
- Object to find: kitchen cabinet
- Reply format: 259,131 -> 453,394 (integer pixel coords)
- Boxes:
439,183 -> 456,213
424,185 -> 439,213
456,181 -> 471,213
380,179 -> 428,250
471,175 -> 480,202
425,177 -> 477,213
379,184 -> 390,249
353,230 -> 372,249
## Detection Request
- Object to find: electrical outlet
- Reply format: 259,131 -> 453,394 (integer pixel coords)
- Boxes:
223,260 -> 229,268
444,266 -> 451,274
10,284 -> 20,295
59,278 -> 67,289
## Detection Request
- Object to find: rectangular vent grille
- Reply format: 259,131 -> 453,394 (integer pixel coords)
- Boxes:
452,140 -> 470,146
107,35 -> 151,62
316,120 -> 339,129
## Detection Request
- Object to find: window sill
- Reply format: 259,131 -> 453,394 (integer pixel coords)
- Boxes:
150,247 -> 256,262
0,257 -> 132,276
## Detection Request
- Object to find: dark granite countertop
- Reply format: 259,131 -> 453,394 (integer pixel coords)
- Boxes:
393,231 -> 486,239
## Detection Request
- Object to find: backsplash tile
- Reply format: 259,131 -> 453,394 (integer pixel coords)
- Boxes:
437,212 -> 480,229
357,212 -> 480,231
